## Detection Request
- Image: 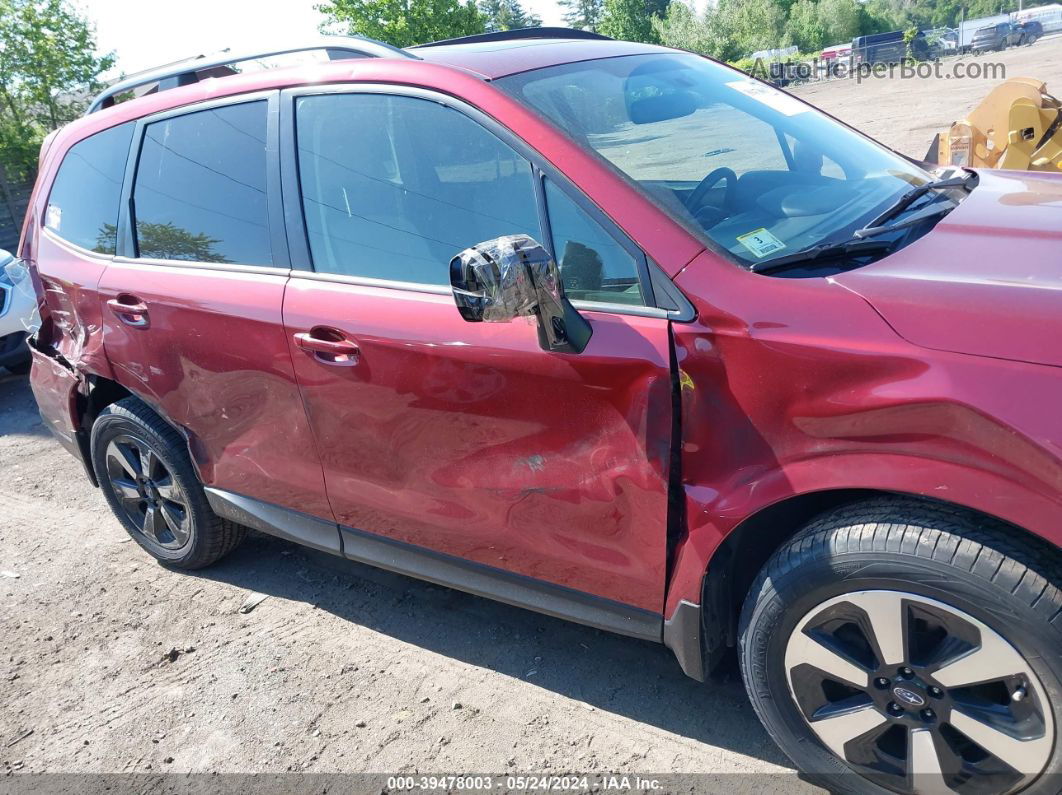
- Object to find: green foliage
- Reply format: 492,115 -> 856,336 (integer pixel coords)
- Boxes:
784,0 -> 826,51
479,0 -> 540,32
96,222 -> 229,262
599,0 -> 669,43
558,0 -> 605,31
0,0 -> 114,183
317,0 -> 485,48
655,0 -> 1056,61
652,2 -> 716,54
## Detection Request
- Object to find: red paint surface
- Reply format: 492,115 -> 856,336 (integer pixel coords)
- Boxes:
95,260 -> 333,521
283,278 -> 672,609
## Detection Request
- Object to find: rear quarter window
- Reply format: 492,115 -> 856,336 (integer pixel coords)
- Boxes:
44,123 -> 134,254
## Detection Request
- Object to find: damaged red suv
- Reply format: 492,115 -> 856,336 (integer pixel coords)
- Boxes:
18,29 -> 1062,793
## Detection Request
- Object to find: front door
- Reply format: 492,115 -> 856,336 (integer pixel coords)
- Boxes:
281,88 -> 674,611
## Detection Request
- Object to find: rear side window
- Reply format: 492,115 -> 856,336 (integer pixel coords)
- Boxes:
295,93 -> 539,284
132,101 -> 271,265
45,123 -> 134,255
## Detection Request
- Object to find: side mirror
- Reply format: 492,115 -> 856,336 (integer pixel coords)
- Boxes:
449,234 -> 592,354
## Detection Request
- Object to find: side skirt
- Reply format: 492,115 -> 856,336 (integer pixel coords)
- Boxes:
205,487 -> 662,643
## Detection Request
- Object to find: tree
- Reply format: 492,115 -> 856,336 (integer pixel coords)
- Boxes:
712,0 -> 785,60
558,0 -> 605,31
0,0 -> 114,182
95,222 -> 229,262
599,0 -> 669,42
653,1 -> 716,55
479,0 -> 541,32
784,0 -> 826,51
317,0 -> 485,48
818,0 -> 860,45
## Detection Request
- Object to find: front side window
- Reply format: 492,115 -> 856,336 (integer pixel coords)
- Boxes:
295,93 -> 539,285
499,54 -> 940,271
544,179 -> 643,305
132,101 -> 271,265
45,123 -> 134,254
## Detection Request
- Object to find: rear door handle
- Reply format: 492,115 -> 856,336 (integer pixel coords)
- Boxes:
293,329 -> 360,365
106,295 -> 150,328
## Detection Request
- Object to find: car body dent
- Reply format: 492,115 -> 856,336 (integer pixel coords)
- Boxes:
664,247 -> 1062,617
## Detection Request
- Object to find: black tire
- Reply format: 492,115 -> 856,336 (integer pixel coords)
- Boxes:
90,396 -> 246,568
738,497 -> 1062,794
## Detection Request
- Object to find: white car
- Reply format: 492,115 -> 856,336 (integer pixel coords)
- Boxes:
0,248 -> 34,374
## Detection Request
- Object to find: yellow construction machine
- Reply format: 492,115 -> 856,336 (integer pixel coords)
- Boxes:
928,77 -> 1062,171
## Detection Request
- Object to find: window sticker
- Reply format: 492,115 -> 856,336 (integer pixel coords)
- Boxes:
726,80 -> 809,117
737,228 -> 786,258
46,204 -> 62,231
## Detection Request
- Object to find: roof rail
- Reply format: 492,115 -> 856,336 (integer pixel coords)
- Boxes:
86,36 -> 418,115
411,27 -> 613,49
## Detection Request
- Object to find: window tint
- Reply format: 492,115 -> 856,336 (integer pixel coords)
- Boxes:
45,123 -> 134,254
133,101 -> 271,265
544,179 -> 643,305
295,93 -> 539,284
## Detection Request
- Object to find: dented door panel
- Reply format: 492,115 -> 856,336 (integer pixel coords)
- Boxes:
97,260 -> 333,523
32,231 -> 115,380
284,278 -> 673,611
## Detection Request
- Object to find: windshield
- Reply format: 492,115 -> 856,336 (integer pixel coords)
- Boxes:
498,54 -> 940,270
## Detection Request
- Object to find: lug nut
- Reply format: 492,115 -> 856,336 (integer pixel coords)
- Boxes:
874,677 -> 891,689
928,686 -> 944,699
887,702 -> 904,716
921,708 -> 936,723
899,667 -> 914,679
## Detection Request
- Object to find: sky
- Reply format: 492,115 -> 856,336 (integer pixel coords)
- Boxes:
81,0 -> 571,76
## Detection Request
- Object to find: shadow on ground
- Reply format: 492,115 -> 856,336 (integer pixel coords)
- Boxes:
192,531 -> 792,768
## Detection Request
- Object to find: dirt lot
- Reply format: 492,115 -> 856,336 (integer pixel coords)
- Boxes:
791,35 -> 1062,159
2,36 -> 1061,791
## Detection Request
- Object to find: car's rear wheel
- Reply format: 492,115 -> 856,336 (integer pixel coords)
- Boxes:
90,397 -> 246,568
739,498 -> 1062,794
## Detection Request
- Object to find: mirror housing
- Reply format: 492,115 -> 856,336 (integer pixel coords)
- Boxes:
449,234 -> 592,354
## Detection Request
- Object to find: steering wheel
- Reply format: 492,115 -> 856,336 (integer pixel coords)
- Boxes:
685,167 -> 737,228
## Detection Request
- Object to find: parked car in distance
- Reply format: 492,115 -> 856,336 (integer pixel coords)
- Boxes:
971,21 -> 1025,52
0,248 -> 32,374
1019,19 -> 1044,44
19,29 -> 1062,795
851,30 -> 907,64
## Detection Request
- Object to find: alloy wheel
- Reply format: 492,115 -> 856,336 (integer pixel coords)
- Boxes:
784,590 -> 1053,793
104,434 -> 190,550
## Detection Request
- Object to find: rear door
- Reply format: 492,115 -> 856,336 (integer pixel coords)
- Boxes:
97,93 -> 336,541
280,86 -> 675,612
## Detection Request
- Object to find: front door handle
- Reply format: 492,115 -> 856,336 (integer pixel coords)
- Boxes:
106,295 -> 150,328
293,329 -> 360,365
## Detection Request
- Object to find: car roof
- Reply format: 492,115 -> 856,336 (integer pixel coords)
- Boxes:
49,36 -> 671,157
411,38 -> 669,79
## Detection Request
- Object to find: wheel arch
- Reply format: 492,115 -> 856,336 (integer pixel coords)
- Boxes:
76,376 -> 204,487
690,485 -> 1062,677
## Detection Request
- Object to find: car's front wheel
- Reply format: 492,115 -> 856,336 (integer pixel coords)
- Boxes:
90,397 -> 246,568
739,498 -> 1061,794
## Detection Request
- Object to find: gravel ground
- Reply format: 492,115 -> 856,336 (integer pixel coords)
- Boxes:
3,37 -> 1062,791
790,35 -> 1062,159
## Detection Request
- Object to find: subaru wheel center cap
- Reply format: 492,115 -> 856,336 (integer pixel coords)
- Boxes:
893,686 -> 926,707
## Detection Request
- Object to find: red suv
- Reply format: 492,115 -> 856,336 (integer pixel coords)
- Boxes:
19,29 -> 1062,793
